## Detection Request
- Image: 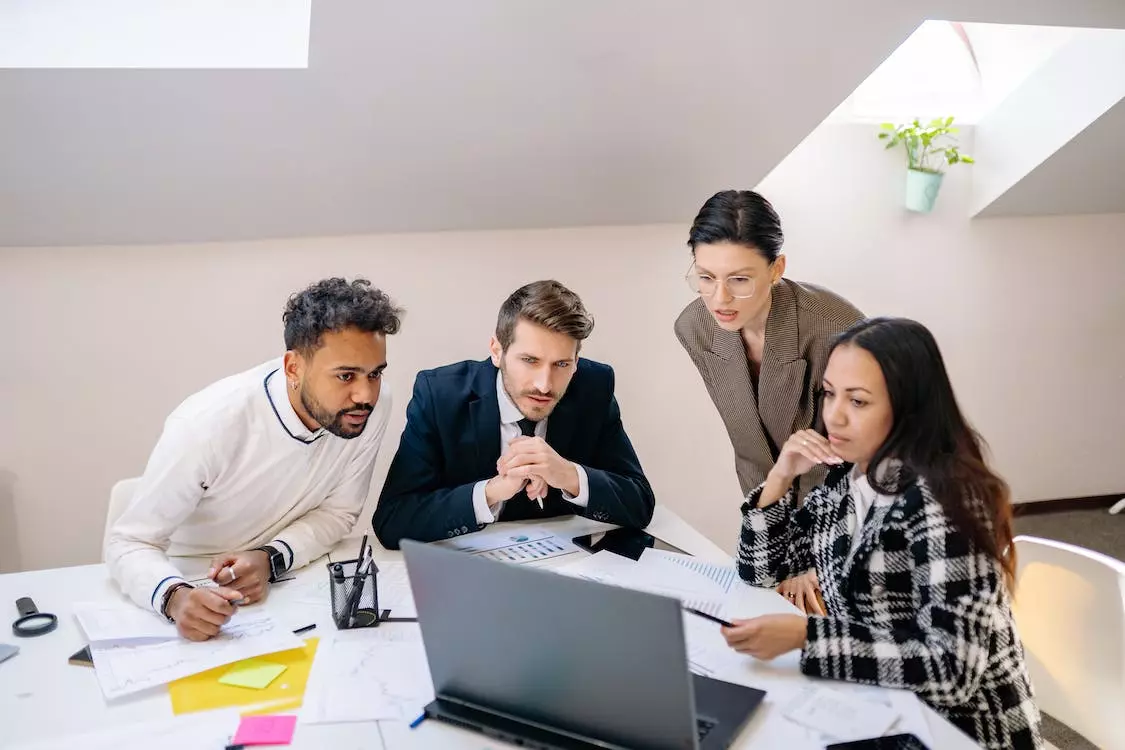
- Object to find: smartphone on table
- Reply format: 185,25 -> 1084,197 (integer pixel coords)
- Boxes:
826,734 -> 930,750
571,527 -> 687,561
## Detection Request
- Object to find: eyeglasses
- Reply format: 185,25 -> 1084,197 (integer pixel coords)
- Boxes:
685,264 -> 757,299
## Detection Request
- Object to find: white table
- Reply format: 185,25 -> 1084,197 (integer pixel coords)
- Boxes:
0,506 -> 978,749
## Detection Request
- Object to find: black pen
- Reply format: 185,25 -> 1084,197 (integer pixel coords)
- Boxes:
685,607 -> 734,628
292,623 -> 316,635
355,534 -> 369,568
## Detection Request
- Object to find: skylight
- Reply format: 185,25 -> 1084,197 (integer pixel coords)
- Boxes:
829,20 -> 1079,124
0,0 -> 311,69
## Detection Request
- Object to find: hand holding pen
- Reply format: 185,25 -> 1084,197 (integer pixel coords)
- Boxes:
207,550 -> 272,604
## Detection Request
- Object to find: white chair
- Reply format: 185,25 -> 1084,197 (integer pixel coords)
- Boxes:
102,477 -> 141,559
1012,535 -> 1125,750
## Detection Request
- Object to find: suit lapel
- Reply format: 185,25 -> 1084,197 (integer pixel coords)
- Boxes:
702,326 -> 776,473
758,280 -> 809,453
468,361 -> 502,476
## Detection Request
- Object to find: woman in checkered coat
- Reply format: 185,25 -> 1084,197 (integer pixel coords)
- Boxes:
723,317 -> 1042,750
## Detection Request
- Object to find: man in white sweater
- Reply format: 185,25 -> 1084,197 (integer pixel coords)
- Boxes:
105,277 -> 402,641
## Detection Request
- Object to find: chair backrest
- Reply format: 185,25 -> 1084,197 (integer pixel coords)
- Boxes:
102,477 -> 141,559
1012,535 -> 1125,750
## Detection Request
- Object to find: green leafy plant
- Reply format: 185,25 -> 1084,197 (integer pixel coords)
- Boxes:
878,117 -> 974,174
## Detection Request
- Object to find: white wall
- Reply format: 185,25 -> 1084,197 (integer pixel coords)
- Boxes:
3,122 -> 1123,574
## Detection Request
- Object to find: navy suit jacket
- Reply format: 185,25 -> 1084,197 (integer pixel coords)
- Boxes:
373,358 -> 655,549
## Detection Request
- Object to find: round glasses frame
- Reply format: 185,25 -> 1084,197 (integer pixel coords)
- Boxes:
684,263 -> 757,299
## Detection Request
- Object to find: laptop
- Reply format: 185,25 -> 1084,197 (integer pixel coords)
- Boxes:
401,539 -> 765,750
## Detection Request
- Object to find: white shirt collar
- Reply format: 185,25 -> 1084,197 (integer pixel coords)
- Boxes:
850,461 -> 898,505
265,368 -> 325,442
495,369 -> 526,426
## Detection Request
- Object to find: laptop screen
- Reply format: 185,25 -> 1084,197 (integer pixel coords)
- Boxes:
402,540 -> 700,750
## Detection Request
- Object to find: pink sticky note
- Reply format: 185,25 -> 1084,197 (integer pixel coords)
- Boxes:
231,715 -> 298,746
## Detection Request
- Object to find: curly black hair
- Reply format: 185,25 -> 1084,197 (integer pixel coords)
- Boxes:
283,277 -> 403,354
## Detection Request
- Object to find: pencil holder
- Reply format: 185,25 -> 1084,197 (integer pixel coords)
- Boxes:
328,558 -> 381,629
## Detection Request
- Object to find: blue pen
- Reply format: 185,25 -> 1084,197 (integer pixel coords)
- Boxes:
409,713 -> 426,729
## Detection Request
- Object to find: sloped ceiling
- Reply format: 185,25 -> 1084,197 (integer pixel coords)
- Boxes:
978,97 -> 1125,218
2,0 -> 1124,246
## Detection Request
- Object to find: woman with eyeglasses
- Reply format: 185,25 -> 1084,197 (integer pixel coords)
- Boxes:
675,189 -> 863,614
675,190 -> 863,498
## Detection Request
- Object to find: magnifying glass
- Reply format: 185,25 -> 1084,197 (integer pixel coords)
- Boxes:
12,597 -> 58,638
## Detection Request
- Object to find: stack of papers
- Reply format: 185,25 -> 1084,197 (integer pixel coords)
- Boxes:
73,602 -> 305,701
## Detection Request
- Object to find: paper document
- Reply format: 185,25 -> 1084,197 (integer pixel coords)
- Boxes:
432,526 -> 577,564
641,549 -> 738,593
16,710 -> 242,750
302,626 -> 433,724
371,559 -> 417,617
783,685 -> 900,742
837,683 -> 935,746
555,550 -> 727,617
554,548 -> 638,580
90,612 -> 304,701
74,601 -> 178,644
681,610 -> 736,678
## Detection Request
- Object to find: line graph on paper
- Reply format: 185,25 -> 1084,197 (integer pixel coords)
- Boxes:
302,626 -> 434,724
90,612 -> 303,700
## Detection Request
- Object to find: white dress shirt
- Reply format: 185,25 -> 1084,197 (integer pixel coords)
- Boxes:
470,371 -> 589,524
105,358 -> 391,613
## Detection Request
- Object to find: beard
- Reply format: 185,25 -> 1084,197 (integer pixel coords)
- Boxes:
499,361 -> 566,420
299,383 -> 373,439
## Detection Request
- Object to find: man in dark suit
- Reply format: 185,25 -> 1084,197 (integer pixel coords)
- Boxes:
373,280 -> 655,549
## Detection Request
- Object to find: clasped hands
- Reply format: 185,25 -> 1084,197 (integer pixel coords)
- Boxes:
485,436 -> 580,507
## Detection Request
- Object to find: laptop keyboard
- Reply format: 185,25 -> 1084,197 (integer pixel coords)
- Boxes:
696,717 -> 717,742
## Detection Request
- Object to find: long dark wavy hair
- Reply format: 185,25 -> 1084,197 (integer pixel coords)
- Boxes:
832,317 -> 1016,585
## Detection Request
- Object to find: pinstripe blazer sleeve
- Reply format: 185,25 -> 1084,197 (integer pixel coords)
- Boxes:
800,495 -> 1006,709
736,483 -> 815,587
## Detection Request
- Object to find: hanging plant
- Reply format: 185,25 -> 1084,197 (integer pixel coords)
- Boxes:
878,117 -> 974,213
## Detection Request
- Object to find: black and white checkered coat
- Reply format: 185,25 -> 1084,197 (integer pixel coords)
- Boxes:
739,466 -> 1042,749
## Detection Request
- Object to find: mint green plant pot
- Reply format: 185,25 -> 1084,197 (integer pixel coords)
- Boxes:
905,169 -> 944,213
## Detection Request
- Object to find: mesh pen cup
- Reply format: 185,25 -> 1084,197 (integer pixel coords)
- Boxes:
328,558 -> 380,629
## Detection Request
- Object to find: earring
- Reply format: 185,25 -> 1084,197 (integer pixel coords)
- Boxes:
289,380 -> 298,390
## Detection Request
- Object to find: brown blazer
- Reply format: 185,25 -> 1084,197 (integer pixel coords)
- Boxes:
675,278 -> 863,499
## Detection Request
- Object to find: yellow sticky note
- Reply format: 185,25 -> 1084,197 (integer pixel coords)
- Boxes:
168,638 -> 318,716
218,659 -> 288,690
